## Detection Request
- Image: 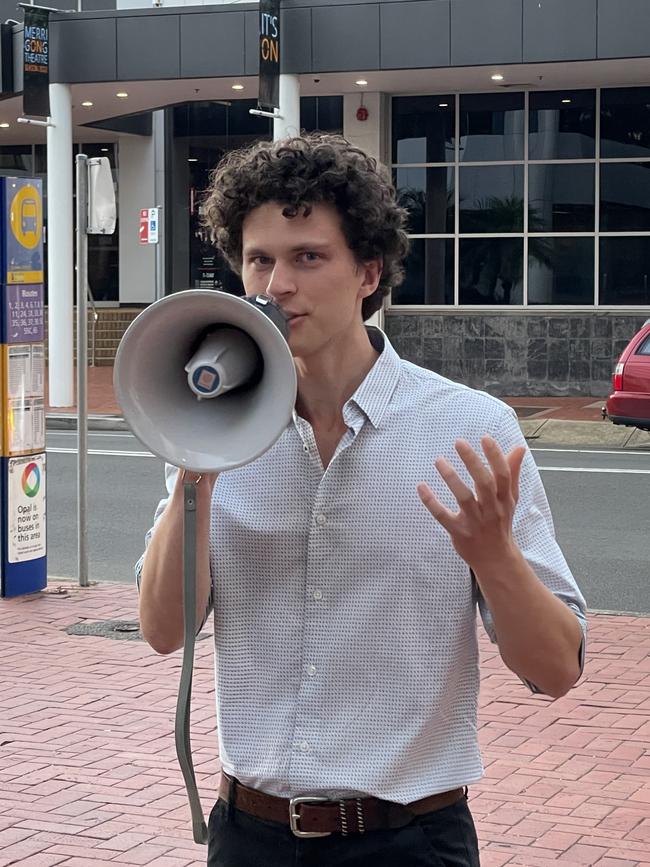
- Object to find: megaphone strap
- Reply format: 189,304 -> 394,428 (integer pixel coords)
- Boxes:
174,482 -> 208,845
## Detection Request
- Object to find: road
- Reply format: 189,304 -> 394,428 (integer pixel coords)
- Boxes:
45,430 -> 650,614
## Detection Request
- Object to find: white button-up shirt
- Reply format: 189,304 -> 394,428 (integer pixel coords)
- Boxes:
138,329 -> 586,805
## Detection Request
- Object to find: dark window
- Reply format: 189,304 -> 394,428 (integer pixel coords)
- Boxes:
599,237 -> 650,305
637,335 -> 650,355
600,162 -> 650,231
528,164 -> 594,232
393,238 -> 454,305
301,96 -> 343,133
601,87 -> 650,159
459,238 -> 523,304
459,165 -> 524,233
392,96 -> 455,164
394,167 -> 454,234
528,90 -> 596,160
0,145 -> 32,173
528,238 -> 594,305
459,92 -> 524,162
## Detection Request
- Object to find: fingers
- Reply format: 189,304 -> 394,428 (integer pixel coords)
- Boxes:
416,482 -> 456,533
480,436 -> 512,500
507,446 -> 526,501
455,439 -> 496,504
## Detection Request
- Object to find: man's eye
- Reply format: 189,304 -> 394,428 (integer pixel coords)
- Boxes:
251,257 -> 272,266
300,252 -> 321,263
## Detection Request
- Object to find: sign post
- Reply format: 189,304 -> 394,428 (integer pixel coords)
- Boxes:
0,177 -> 46,597
76,156 -> 116,588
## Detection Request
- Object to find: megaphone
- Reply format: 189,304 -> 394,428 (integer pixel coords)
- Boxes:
113,290 -> 297,473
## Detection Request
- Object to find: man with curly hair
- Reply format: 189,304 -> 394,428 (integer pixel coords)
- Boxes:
137,133 -> 586,867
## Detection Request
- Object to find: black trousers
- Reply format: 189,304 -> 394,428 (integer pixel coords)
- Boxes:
207,794 -> 481,867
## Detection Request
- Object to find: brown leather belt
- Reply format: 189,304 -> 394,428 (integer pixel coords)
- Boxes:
218,772 -> 465,838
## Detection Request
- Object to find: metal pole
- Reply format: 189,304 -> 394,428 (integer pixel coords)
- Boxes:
273,74 -> 300,141
76,154 -> 89,588
47,83 -> 74,406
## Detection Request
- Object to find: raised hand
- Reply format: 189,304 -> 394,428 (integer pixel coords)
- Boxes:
416,435 -> 526,572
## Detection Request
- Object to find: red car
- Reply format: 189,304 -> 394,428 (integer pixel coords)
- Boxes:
606,320 -> 650,431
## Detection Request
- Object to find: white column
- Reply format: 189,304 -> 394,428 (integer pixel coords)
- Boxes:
47,83 -> 74,406
274,74 -> 300,141
344,92 -> 390,329
118,134 -> 156,304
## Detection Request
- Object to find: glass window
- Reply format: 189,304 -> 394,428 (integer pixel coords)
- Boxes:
459,92 -> 524,161
459,238 -> 523,304
600,162 -> 650,231
301,96 -> 343,133
528,90 -> 596,160
637,335 -> 650,355
528,164 -> 594,232
600,237 -> 650,305
601,87 -> 650,159
459,165 -> 524,233
528,238 -> 594,304
393,238 -> 454,305
392,96 -> 455,164
394,167 -> 454,234
0,145 -> 32,173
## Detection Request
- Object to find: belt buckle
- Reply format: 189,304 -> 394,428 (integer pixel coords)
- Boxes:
289,796 -> 332,838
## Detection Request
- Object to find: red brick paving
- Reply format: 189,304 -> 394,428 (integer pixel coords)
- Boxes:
1,587 -> 649,866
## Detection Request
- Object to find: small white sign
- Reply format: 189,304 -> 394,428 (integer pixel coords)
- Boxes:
148,208 -> 159,244
8,454 -> 46,563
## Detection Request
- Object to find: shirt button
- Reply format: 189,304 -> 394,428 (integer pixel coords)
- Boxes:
300,740 -> 310,752
303,444 -> 309,453
316,514 -> 326,526
307,664 -> 317,676
313,589 -> 323,600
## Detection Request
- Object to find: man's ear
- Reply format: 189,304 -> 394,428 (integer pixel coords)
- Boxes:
359,259 -> 383,299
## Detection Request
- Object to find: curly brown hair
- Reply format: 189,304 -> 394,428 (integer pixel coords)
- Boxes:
201,133 -> 410,320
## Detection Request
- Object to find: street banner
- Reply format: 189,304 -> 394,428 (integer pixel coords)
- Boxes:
23,6 -> 50,117
259,0 -> 280,111
3,177 -> 44,284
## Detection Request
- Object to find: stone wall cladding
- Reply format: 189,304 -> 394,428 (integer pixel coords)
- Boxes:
385,312 -> 650,397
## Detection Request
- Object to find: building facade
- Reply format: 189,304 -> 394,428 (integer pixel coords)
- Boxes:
1,0 -> 649,394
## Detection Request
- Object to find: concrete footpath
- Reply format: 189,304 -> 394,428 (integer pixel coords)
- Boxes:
45,366 -> 650,449
0,584 -> 649,867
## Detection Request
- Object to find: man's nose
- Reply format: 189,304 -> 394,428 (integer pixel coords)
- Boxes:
265,264 -> 297,300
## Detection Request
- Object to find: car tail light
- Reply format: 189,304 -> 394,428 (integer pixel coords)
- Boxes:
613,362 -> 625,391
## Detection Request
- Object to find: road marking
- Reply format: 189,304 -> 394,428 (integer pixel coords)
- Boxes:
539,466 -> 650,475
47,431 -> 136,439
532,447 -> 650,457
48,447 -> 154,458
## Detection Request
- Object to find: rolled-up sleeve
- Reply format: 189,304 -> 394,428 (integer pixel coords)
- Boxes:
134,463 -> 179,590
477,408 -> 587,693
135,463 -> 214,634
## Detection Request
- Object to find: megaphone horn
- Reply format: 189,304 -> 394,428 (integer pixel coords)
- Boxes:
113,290 -> 297,473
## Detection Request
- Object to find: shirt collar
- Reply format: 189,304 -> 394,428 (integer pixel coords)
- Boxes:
344,327 -> 401,430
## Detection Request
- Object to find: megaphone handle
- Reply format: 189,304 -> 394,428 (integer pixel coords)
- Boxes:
174,483 -> 208,845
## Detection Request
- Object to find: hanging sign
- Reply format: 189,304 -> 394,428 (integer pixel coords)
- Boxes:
259,0 -> 280,111
23,6 -> 50,118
